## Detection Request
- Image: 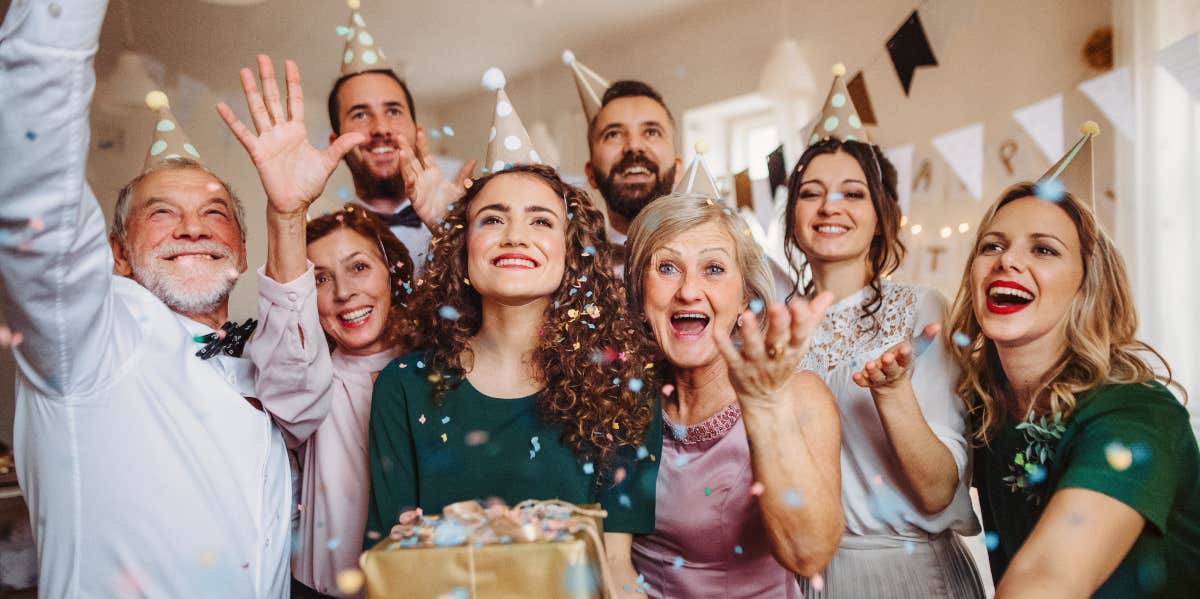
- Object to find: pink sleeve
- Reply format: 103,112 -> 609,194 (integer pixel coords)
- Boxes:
249,262 -> 333,448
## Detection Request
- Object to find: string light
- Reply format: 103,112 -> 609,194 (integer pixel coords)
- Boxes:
939,226 -> 952,239
958,222 -> 970,233
910,224 -> 923,235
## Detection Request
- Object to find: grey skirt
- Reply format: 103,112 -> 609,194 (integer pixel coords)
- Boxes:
797,532 -> 987,599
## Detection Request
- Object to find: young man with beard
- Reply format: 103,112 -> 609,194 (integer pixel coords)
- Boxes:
0,2 -> 336,596
584,81 -> 683,272
327,4 -> 473,271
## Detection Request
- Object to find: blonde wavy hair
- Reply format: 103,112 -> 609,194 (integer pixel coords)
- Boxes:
947,183 -> 1179,443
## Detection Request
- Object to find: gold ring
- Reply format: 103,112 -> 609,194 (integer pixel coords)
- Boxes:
766,343 -> 785,359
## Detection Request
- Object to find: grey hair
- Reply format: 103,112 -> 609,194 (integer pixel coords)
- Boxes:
111,158 -> 247,243
624,192 -> 774,330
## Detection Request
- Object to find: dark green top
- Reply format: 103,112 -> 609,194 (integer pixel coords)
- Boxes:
365,351 -> 662,548
976,382 -> 1200,598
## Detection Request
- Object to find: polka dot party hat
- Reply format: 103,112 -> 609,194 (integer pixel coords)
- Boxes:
338,0 -> 389,77
1037,121 -> 1099,208
673,141 -> 723,200
807,63 -> 870,146
142,90 -> 202,171
481,67 -> 541,173
562,49 -> 610,125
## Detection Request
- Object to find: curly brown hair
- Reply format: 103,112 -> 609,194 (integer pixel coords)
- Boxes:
406,164 -> 653,475
306,203 -> 416,352
784,138 -> 906,336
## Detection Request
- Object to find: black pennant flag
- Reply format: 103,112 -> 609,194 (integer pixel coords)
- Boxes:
766,145 -> 786,193
847,71 -> 878,125
886,11 -> 938,96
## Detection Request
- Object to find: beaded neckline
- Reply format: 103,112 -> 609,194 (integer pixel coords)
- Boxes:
662,401 -> 742,445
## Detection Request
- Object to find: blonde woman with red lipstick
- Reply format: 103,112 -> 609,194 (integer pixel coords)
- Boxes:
784,138 -> 984,598
948,182 -> 1200,598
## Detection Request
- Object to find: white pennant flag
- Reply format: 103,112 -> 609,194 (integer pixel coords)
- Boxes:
1012,94 -> 1063,162
1157,32 -> 1200,100
885,144 -> 915,214
932,123 -> 984,200
1078,66 -> 1135,140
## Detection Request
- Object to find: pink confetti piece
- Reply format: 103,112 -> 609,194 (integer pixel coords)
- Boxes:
750,482 -> 765,496
27,217 -> 44,232
418,414 -> 426,424
614,467 -> 627,484
661,384 -> 675,397
811,574 -> 824,591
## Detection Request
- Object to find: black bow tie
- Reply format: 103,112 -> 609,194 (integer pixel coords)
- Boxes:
194,319 -> 258,360
382,205 -> 423,228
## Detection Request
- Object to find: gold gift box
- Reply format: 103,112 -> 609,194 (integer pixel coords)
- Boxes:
361,501 -> 614,599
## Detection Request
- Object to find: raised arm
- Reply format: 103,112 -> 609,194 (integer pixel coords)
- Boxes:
219,55 -> 364,445
0,0 -> 124,396
716,294 -> 845,577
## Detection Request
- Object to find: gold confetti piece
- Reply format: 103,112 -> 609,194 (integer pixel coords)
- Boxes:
336,569 -> 365,594
567,309 -> 579,319
441,433 -> 448,443
612,421 -> 620,430
573,342 -> 580,350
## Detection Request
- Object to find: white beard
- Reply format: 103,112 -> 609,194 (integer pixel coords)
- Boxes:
130,241 -> 240,315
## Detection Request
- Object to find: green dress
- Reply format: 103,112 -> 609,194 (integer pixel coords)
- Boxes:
976,381 -> 1200,598
365,351 -> 663,547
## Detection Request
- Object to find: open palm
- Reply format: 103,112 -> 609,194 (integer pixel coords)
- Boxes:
217,55 -> 363,216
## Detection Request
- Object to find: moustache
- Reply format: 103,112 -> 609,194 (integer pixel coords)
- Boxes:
150,241 -> 233,262
612,152 -> 660,177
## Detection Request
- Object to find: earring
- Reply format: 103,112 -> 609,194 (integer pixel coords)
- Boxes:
736,316 -> 743,328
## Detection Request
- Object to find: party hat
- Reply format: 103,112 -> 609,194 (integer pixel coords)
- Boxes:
673,142 -> 722,200
562,49 -> 610,124
338,0 -> 390,77
807,63 -> 870,145
142,91 -> 202,171
1036,121 -> 1099,208
482,68 -> 541,173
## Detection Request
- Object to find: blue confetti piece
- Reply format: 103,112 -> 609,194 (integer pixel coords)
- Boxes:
733,545 -> 743,555
674,454 -> 689,467
903,540 -> 915,555
585,291 -> 592,297
442,125 -> 455,137
612,377 -> 621,385
428,129 -> 442,139
325,537 -> 341,550
438,305 -> 460,320
25,130 -> 36,141
628,378 -> 644,392
951,331 -> 971,347
567,212 -> 574,220
749,298 -> 765,314
669,422 -> 687,442
672,556 -> 684,568
636,446 -> 649,460
618,494 -> 632,508
910,330 -> 935,357
441,416 -> 451,424
582,462 -> 594,475
529,436 -> 541,459
783,489 -> 804,507
337,187 -> 351,200
984,531 -> 1000,551
579,276 -> 588,282
827,192 -> 844,201
582,245 -> 596,256
446,587 -> 469,599
416,360 -> 425,369
1035,179 -> 1066,202
569,288 -> 578,296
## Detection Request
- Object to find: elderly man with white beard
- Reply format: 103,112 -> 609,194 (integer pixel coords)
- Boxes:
0,1 -> 339,596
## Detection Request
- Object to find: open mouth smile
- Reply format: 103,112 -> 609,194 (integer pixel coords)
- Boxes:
669,311 -> 711,338
337,306 -> 373,328
492,253 -> 539,269
986,280 -> 1035,314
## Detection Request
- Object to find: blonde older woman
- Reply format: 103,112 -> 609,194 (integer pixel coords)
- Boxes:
625,193 -> 843,598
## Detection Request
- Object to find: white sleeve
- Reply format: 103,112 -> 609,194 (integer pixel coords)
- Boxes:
908,287 -> 971,483
0,0 -> 127,397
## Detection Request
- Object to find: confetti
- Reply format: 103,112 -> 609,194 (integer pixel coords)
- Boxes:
440,433 -> 448,443
28,217 -> 44,232
661,384 -> 675,397
582,245 -> 596,256
418,414 -> 426,424
672,556 -> 684,568
529,436 -> 541,459
628,378 -> 644,392
1105,441 -> 1133,471
810,574 -> 825,591
582,462 -> 595,475
910,329 -> 936,357
827,192 -> 844,201
733,545 -> 743,555
416,360 -> 425,368
336,569 -> 366,595
442,125 -> 455,136
903,541 -> 915,555
674,454 -> 689,467
951,331 -> 971,347
438,305 -> 460,320
618,494 -> 631,508
984,531 -> 1000,551
748,298 -> 764,314
669,422 -> 687,442
783,489 -> 804,507
1034,179 -> 1066,202
636,446 -> 650,460
25,130 -> 36,140
326,537 -> 341,550
750,482 -> 765,496
437,588 -> 469,599
704,487 -> 711,496
613,467 -> 626,484
337,187 -> 351,200
441,416 -> 451,424
465,430 -> 489,446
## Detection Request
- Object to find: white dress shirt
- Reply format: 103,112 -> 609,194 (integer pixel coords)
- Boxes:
0,1 -> 331,596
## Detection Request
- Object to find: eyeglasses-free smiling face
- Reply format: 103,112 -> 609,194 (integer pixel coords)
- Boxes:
309,227 -> 394,356
970,195 -> 1084,350
791,151 -> 878,267
465,173 -> 569,306
641,221 -> 746,370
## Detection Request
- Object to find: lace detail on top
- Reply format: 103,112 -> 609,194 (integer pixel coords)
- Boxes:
800,282 -> 920,373
663,401 -> 742,445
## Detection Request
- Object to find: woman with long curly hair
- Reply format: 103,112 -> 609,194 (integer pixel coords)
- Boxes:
364,164 -> 661,588
624,193 -> 843,598
784,138 -> 983,598
948,183 -> 1199,598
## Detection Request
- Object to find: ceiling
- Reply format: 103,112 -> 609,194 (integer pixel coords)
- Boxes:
98,0 -> 727,105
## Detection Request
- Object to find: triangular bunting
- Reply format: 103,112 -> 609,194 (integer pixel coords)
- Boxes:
885,144 -> 915,214
847,72 -> 878,125
1078,66 -> 1134,140
1012,94 -> 1064,162
886,11 -> 938,96
931,122 -> 984,200
1156,32 -> 1200,100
